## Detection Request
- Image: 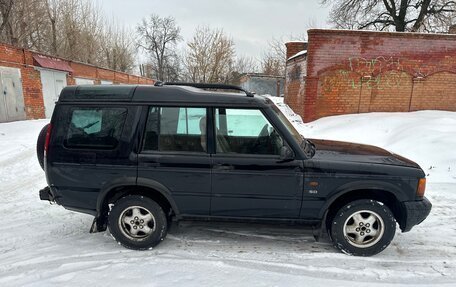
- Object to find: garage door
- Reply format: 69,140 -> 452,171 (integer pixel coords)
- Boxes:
40,70 -> 67,118
0,67 -> 26,123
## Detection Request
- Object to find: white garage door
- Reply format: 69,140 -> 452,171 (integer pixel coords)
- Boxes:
75,78 -> 94,85
0,67 -> 26,123
40,70 -> 67,118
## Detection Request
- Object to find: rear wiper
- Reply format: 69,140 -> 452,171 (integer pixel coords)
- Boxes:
82,121 -> 100,130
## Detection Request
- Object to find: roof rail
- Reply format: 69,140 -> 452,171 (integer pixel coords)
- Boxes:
154,81 -> 254,97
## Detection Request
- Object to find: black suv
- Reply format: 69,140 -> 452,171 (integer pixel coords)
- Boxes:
37,83 -> 431,256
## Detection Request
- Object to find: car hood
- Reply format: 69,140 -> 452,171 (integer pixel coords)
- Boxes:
308,138 -> 421,169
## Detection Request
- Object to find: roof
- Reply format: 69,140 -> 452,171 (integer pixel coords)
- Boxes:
307,28 -> 456,40
240,73 -> 285,80
58,85 -> 270,107
287,50 -> 307,61
33,55 -> 73,73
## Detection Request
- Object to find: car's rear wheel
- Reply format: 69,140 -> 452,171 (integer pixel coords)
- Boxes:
36,124 -> 49,170
330,199 -> 396,256
108,195 -> 167,250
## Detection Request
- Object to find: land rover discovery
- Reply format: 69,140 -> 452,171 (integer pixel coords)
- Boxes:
37,83 -> 432,256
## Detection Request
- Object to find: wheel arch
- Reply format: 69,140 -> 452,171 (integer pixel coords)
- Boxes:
320,183 -> 406,231
92,178 -> 181,232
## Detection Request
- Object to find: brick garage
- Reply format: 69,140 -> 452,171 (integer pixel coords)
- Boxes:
0,43 -> 153,121
284,29 -> 456,122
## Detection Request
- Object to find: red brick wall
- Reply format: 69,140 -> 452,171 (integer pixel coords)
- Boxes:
284,57 -> 306,115
114,73 -> 129,84
0,42 -> 154,120
70,62 -> 97,79
98,68 -> 115,82
285,29 -> 456,122
22,66 -> 45,118
285,42 -> 307,59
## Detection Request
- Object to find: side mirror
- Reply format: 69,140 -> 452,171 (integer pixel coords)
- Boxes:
279,145 -> 294,162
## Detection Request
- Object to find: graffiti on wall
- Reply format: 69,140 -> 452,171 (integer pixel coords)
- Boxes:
321,56 -> 412,92
288,64 -> 302,81
348,56 -> 402,75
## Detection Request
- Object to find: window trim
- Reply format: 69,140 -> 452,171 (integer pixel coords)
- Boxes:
212,107 -> 291,157
63,106 -> 128,151
140,105 -> 209,154
140,150 -> 211,157
211,152 -> 282,160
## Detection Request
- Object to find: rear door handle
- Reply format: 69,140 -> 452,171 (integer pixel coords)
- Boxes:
214,164 -> 234,171
142,162 -> 160,167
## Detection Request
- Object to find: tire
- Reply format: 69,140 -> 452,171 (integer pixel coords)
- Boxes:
36,124 -> 49,170
330,199 -> 396,256
108,195 -> 168,250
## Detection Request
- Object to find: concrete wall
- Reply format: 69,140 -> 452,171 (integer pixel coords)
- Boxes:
240,74 -> 284,97
285,29 -> 456,122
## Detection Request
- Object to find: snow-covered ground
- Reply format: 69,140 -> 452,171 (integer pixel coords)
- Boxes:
0,101 -> 455,286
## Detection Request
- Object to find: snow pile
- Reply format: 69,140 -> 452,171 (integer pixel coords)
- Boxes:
0,109 -> 455,286
271,97 -> 456,183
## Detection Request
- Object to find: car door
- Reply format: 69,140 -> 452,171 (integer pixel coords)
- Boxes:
137,106 -> 212,216
48,104 -> 139,212
210,107 -> 303,218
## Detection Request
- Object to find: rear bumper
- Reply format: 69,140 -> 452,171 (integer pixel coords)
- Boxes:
39,186 -> 96,215
400,197 -> 432,232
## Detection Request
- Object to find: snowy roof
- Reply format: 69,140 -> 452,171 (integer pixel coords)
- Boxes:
287,50 -> 307,61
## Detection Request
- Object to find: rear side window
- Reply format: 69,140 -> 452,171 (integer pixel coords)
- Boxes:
65,108 -> 127,149
143,107 -> 207,152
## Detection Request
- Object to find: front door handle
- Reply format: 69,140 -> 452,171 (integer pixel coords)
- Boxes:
143,162 -> 160,167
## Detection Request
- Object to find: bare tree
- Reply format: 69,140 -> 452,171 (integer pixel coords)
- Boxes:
228,56 -> 259,85
136,14 -> 182,81
261,53 -> 284,77
101,22 -> 135,72
260,34 -> 306,77
0,0 -> 137,73
321,0 -> 456,32
0,0 -> 15,44
183,26 -> 235,83
59,0 -> 104,64
0,0 -> 48,48
45,0 -> 59,55
234,56 -> 258,74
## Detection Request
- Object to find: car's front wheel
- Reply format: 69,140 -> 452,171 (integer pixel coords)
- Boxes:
108,195 -> 168,250
330,199 -> 396,256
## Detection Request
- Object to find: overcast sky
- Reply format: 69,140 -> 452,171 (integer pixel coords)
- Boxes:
99,0 -> 330,61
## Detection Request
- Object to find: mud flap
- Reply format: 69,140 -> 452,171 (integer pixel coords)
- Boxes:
312,224 -> 323,242
89,216 -> 107,233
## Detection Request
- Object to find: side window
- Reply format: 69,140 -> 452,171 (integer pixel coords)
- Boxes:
65,108 -> 127,149
143,107 -> 207,152
215,108 -> 284,155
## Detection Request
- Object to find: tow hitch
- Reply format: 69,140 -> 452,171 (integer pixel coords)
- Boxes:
39,186 -> 55,203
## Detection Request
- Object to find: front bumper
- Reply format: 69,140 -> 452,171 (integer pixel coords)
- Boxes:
400,196 -> 432,232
